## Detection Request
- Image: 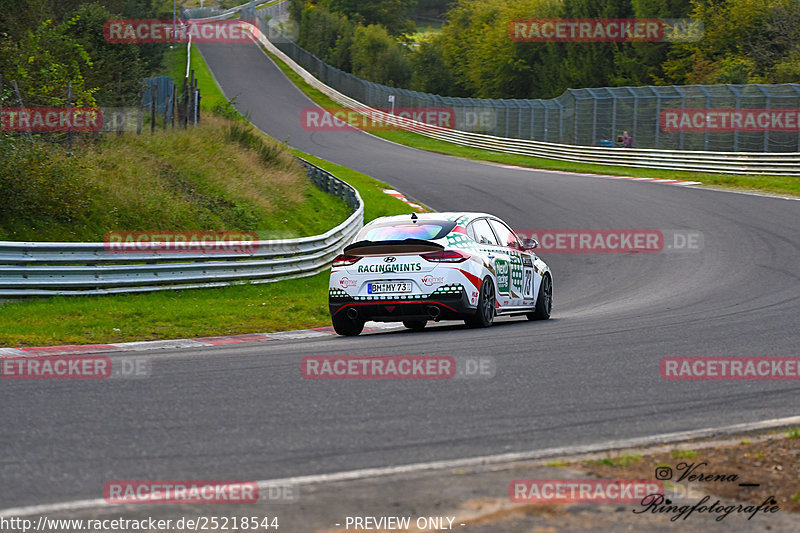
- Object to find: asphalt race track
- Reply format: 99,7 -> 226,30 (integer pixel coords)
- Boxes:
1,40 -> 799,510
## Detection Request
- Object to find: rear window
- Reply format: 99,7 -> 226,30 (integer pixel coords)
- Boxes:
356,221 -> 457,242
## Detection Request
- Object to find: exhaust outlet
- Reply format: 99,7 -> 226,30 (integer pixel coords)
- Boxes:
426,305 -> 441,321
346,308 -> 359,320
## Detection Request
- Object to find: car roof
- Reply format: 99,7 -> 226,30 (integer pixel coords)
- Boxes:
365,212 -> 495,225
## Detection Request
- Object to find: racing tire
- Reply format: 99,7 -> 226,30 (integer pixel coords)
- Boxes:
527,274 -> 552,320
465,277 -> 495,328
332,312 -> 365,336
402,320 -> 427,331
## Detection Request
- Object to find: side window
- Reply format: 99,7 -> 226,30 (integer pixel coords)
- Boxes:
489,219 -> 521,250
466,223 -> 477,242
470,219 -> 499,246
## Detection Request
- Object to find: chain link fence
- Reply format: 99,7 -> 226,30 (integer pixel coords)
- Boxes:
256,4 -> 800,153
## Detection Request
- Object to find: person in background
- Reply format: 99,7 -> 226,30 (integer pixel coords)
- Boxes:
621,130 -> 633,148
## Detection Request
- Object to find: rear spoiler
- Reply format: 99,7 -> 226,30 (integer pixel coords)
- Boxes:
343,239 -> 444,256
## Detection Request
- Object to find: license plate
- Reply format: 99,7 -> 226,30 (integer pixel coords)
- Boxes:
368,282 -> 411,294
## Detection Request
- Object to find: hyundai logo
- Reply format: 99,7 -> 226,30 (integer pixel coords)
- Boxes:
384,256 -> 397,263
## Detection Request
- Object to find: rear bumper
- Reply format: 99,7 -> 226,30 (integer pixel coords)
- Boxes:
329,288 -> 475,322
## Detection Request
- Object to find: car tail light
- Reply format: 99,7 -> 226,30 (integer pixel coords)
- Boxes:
332,254 -> 361,267
421,250 -> 470,263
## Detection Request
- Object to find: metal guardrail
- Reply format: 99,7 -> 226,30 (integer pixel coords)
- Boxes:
248,12 -> 800,175
183,0 -> 273,21
0,159 -> 363,297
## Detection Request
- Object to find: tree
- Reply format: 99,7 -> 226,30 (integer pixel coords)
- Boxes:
661,0 -> 800,84
0,17 -> 96,107
410,36 -> 456,94
297,5 -> 356,71
320,0 -> 417,36
351,24 -> 412,86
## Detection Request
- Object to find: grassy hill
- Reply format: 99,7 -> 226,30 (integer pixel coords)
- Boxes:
0,117 -> 351,241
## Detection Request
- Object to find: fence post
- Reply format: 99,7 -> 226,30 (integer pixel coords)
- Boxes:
137,86 -> 144,135
675,86 -> 686,150
151,84 -> 157,134
610,89 -> 617,145
626,87 -> 638,147
572,93 -> 579,145
163,82 -> 169,131
651,87 -> 661,149
791,84 -> 800,152
756,84 -> 769,152
589,89 -> 598,146
66,81 -> 73,147
727,84 -> 741,152
698,85 -> 710,150
11,81 -> 33,141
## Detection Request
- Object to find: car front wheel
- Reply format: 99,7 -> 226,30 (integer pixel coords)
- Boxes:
528,274 -> 552,320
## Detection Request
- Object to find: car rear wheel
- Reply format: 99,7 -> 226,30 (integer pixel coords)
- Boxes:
465,277 -> 495,328
527,274 -> 552,320
332,311 -> 365,336
402,320 -> 427,331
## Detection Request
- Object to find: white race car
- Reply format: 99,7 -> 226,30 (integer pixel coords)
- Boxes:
328,212 -> 552,336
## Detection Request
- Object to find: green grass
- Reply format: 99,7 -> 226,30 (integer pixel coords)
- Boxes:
189,43 -> 229,112
160,44 -> 186,82
161,43 -> 231,113
291,150 -> 428,222
0,275 -> 333,347
0,117 -> 350,241
263,47 -> 800,198
409,19 -> 443,43
0,154 -> 417,347
785,427 -> 800,439
0,44 -> 420,347
670,449 -> 700,459
586,454 -> 643,467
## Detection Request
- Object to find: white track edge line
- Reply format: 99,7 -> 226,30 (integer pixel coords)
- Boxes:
3,415 -> 799,517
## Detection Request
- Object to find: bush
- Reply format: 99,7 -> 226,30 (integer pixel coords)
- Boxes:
351,24 -> 412,87
0,138 -> 92,232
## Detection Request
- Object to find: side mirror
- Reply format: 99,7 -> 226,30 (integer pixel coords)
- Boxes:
521,238 -> 538,250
